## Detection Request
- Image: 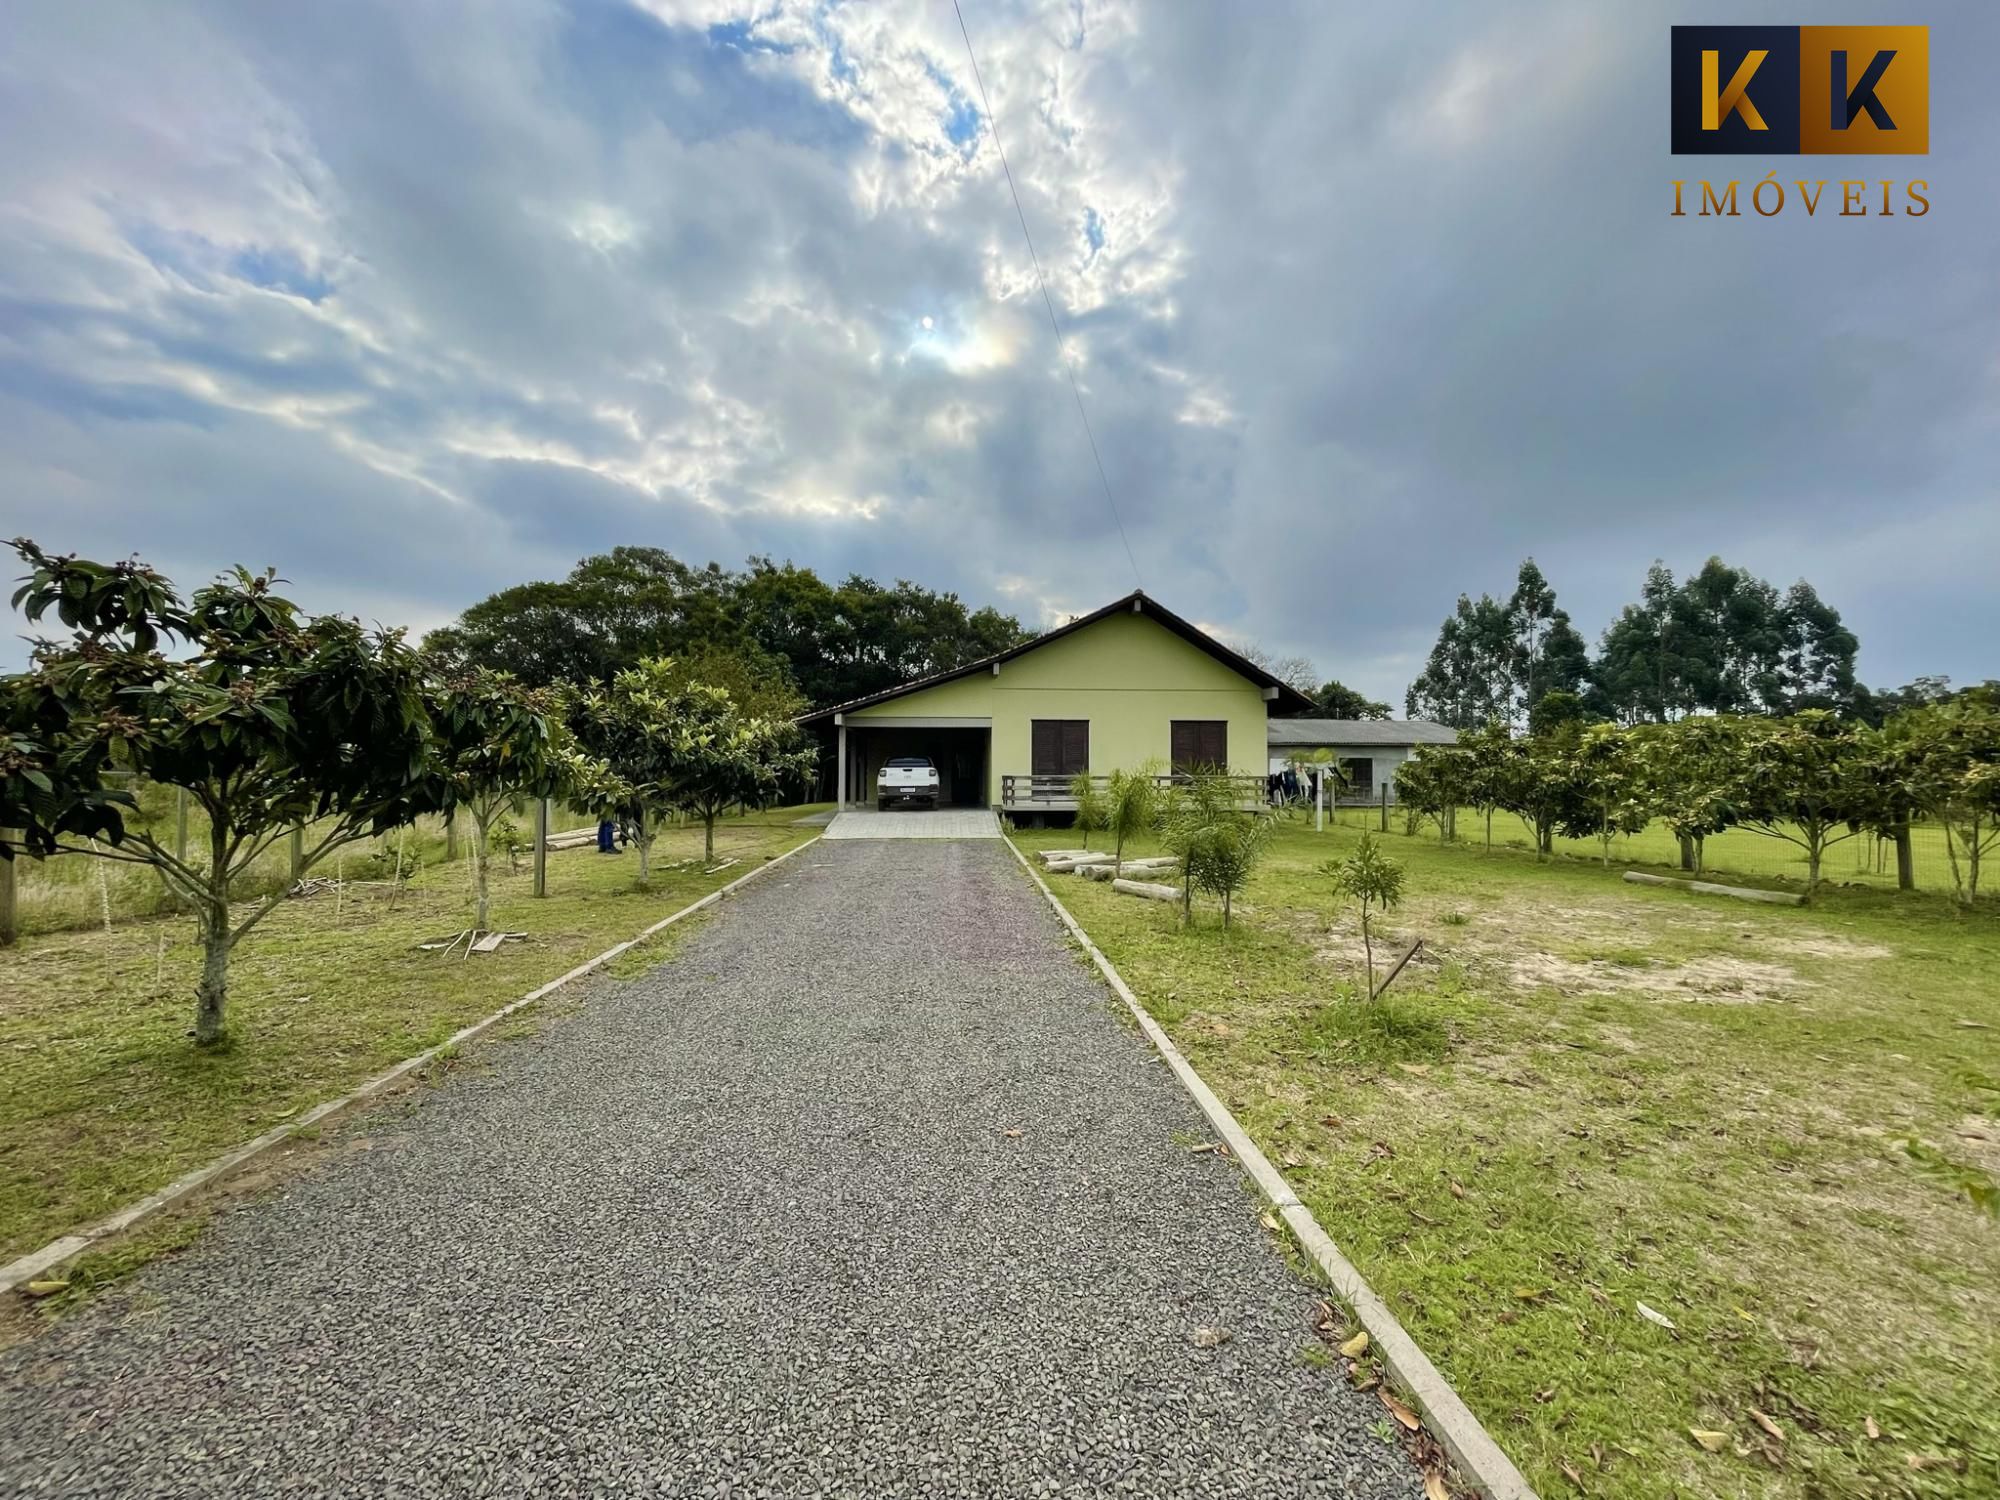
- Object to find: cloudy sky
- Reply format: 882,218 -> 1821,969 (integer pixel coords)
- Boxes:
0,0 -> 1991,701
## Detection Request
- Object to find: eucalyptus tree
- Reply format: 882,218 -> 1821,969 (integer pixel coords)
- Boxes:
2,542 -> 437,1044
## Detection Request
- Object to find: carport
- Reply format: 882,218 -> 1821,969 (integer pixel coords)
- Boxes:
831,718 -> 990,809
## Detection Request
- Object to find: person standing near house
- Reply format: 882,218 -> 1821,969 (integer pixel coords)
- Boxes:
597,817 -> 616,854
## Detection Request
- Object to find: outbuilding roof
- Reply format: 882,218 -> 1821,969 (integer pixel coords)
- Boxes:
1266,718 -> 1459,749
798,589 -> 1318,724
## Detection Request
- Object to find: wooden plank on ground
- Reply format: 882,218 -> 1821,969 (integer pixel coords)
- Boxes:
1622,871 -> 1807,906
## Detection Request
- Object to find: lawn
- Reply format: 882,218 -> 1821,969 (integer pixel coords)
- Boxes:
1326,803 -> 1964,896
1011,816 -> 2000,1499
0,805 -> 827,1264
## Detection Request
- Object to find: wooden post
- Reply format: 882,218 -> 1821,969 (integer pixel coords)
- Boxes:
289,827 -> 304,882
0,832 -> 17,948
533,797 -> 549,898
1379,782 -> 1389,833
176,788 -> 189,866
1315,771 -> 1323,833
1370,938 -> 1425,1001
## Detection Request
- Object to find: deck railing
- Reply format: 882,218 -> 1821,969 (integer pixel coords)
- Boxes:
998,772 -> 1268,813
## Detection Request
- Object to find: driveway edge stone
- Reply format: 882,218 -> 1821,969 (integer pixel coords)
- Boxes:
1002,835 -> 1539,1500
0,833 -> 823,1298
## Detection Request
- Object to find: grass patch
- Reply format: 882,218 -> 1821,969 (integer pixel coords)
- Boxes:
1013,817 -> 2000,1500
1298,988 -> 1454,1068
0,805 -> 826,1263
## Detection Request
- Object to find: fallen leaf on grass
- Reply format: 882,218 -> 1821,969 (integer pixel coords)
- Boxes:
1189,1141 -> 1224,1155
1191,1326 -> 1231,1348
1689,1429 -> 1730,1453
1259,1212 -> 1278,1232
1865,1415 -> 1881,1441
1560,1460 -> 1584,1486
1281,1151 -> 1305,1168
22,1280 -> 69,1298
1514,1286 -> 1552,1302
1339,1330 -> 1370,1359
1381,1392 -> 1422,1431
1395,1062 -> 1431,1075
1448,1181 -> 1465,1200
1636,1301 -> 1677,1330
1748,1408 -> 1784,1442
1319,1114 -> 1343,1129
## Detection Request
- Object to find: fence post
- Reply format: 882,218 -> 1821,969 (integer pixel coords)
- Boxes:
533,798 -> 549,898
0,833 -> 17,947
1379,782 -> 1388,832
1315,774 -> 1324,833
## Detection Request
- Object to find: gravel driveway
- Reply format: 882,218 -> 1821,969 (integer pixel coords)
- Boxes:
0,840 -> 1421,1499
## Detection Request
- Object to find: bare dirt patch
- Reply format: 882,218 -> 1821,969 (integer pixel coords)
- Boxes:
1507,951 -> 1809,1004
1759,932 -> 1895,961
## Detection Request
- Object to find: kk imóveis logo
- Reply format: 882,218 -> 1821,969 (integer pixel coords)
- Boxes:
1670,25 -> 1928,154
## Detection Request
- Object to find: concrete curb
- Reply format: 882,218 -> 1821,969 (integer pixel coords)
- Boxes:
1003,836 -> 1539,1500
1,833 -> 823,1298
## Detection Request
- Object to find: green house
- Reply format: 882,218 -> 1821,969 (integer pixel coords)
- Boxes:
799,591 -> 1315,814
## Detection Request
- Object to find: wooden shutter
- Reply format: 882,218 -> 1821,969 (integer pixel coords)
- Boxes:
1061,720 -> 1089,775
1032,720 -> 1089,776
1170,720 -> 1227,773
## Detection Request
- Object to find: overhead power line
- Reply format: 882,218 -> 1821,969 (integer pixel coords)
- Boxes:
951,0 -> 1142,591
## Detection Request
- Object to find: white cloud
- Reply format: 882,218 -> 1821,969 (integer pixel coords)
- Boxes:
0,0 -> 1992,703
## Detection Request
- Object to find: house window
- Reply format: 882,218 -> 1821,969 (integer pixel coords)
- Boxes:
1170,720 -> 1228,774
1031,719 -> 1090,778
1341,757 -> 1374,799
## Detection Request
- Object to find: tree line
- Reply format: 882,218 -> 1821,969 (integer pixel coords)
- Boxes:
0,541 -> 816,1045
1395,557 -> 1961,730
1391,694 -> 2000,902
424,547 -> 1034,713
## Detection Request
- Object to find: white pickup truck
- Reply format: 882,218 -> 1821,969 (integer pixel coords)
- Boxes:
877,755 -> 941,810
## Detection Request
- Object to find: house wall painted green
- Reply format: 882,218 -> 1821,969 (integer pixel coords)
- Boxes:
847,609 -> 1270,803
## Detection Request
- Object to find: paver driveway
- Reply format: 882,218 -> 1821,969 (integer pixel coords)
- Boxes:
0,841 -> 1422,1499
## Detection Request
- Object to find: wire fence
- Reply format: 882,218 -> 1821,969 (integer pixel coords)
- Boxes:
1283,800 -> 1971,895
